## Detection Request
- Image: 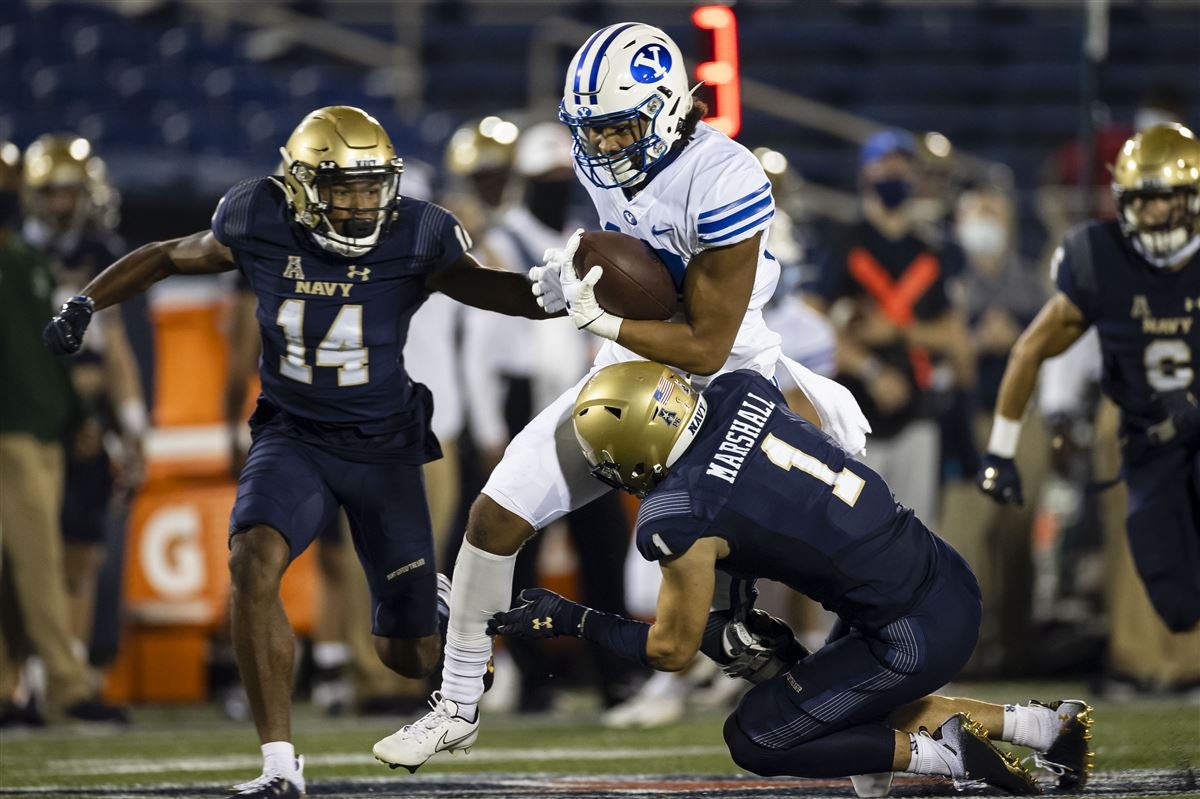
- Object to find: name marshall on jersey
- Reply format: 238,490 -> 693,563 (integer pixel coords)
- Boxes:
706,391 -> 777,484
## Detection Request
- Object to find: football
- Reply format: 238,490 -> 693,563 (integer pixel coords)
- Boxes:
573,231 -> 681,320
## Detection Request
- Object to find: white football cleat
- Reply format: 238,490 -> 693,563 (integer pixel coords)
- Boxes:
601,673 -> 687,730
850,772 -> 894,797
373,692 -> 479,773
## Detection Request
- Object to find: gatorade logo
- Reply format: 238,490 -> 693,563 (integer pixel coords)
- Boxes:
140,505 -> 206,598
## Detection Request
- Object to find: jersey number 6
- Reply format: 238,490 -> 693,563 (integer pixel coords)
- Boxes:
276,299 -> 368,386
1144,338 -> 1194,393
761,433 -> 865,507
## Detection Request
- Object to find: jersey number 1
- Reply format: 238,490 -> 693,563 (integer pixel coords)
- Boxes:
761,433 -> 865,507
276,299 -> 368,386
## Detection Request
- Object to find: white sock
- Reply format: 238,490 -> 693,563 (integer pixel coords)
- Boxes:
313,641 -> 349,670
639,670 -> 690,701
1002,703 -> 1059,751
261,741 -> 297,777
440,539 -> 518,716
906,733 -> 962,778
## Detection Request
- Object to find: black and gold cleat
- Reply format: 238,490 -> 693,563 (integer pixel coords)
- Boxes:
1030,699 -> 1094,791
936,712 -> 1043,795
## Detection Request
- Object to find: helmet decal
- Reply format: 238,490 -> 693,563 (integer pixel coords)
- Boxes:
630,44 -> 672,84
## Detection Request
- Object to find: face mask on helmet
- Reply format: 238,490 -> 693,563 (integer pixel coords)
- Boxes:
280,106 -> 404,258
285,157 -> 402,257
1116,188 -> 1200,269
561,95 -> 675,189
559,23 -> 694,190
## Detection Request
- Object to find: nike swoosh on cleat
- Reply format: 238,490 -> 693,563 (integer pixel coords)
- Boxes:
438,728 -> 475,750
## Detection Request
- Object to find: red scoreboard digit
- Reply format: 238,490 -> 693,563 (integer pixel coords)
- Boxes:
692,5 -> 741,138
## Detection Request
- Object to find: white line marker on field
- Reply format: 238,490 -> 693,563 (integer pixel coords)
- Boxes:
44,745 -> 730,776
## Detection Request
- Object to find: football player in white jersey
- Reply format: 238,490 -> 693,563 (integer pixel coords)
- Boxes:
374,22 -> 868,771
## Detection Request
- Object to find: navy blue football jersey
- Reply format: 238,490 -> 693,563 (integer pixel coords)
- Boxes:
1054,220 -> 1200,426
211,177 -> 468,432
635,370 -> 941,630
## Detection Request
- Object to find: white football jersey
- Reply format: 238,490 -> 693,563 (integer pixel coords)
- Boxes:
576,121 -> 782,388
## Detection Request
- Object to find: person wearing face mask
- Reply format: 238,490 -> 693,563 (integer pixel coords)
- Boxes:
460,122 -> 638,715
938,186 -> 1049,676
0,142 -> 127,726
806,130 -> 974,523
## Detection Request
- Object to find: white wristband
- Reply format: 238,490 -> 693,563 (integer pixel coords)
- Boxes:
583,311 -> 623,342
987,415 -> 1022,459
118,398 -> 149,438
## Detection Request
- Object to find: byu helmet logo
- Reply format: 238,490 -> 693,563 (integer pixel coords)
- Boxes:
630,44 -> 671,84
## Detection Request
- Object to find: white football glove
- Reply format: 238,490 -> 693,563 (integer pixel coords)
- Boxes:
564,265 -> 623,341
529,227 -> 584,314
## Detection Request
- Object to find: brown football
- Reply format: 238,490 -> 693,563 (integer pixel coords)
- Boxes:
572,231 -> 681,320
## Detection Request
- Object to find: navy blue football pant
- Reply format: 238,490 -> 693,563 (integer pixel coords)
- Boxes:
1122,440 -> 1200,632
724,543 -> 981,778
229,427 -> 438,639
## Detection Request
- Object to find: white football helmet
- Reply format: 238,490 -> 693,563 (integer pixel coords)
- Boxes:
559,23 -> 694,189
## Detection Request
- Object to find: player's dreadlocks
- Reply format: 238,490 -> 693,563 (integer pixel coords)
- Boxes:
678,99 -> 709,145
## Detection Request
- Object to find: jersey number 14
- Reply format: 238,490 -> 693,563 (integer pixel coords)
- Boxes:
276,299 -> 368,386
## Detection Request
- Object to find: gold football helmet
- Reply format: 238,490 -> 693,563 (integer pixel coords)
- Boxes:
573,362 -> 708,497
21,133 -> 113,232
1111,123 -> 1200,268
0,141 -> 19,190
445,116 -> 519,177
279,105 -> 403,255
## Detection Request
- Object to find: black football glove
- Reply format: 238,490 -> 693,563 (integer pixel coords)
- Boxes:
700,608 -> 810,684
43,295 -> 95,355
1149,389 -> 1200,444
487,588 -> 586,640
977,453 -> 1023,506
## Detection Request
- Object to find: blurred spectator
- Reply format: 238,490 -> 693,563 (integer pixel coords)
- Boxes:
0,142 -> 125,725
938,185 -> 1049,675
806,130 -> 974,520
21,134 -> 147,662
462,121 -> 636,714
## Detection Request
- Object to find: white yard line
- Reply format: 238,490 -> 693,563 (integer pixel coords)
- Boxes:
40,745 -> 730,776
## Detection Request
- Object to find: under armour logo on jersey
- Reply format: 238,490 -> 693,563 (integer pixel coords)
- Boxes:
531,617 -> 553,630
347,265 -> 371,281
1131,295 -> 1151,319
623,210 -> 638,226
630,44 -> 671,84
283,255 -> 306,280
